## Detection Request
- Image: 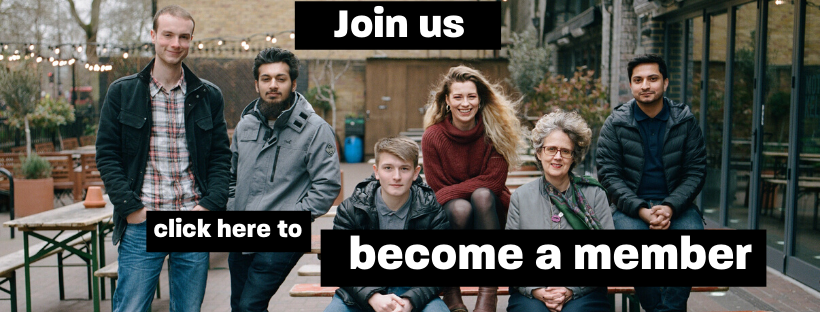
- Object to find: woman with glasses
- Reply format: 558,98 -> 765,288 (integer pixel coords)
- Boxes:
505,110 -> 612,312
421,65 -> 521,312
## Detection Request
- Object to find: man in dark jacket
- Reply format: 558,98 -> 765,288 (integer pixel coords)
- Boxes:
96,5 -> 230,312
326,137 -> 449,312
596,54 -> 706,312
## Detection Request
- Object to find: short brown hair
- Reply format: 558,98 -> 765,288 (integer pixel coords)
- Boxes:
153,5 -> 195,34
374,136 -> 419,168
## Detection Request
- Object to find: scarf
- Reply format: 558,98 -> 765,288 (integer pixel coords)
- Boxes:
543,174 -> 606,230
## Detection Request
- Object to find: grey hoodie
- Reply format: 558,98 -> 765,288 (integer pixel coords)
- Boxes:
227,92 -> 341,220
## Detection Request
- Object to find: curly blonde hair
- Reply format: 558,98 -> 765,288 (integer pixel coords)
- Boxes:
423,65 -> 521,169
530,110 -> 592,172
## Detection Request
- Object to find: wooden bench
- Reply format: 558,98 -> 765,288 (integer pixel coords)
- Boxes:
288,283 -> 728,312
289,284 -> 510,297
0,232 -> 94,312
94,261 -> 162,310
319,206 -> 338,218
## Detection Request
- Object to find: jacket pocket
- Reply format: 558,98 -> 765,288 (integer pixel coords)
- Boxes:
118,111 -> 146,155
196,116 -> 214,156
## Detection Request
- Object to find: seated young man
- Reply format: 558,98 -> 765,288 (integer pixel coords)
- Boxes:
325,136 -> 450,312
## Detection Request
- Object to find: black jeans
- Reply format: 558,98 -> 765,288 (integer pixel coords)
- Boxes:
228,251 -> 304,312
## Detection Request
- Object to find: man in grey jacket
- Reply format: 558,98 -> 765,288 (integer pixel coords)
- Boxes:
596,54 -> 707,312
227,47 -> 341,312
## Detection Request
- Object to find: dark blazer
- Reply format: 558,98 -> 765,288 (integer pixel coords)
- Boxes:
96,59 -> 231,245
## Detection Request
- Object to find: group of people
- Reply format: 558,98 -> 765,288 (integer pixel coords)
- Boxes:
96,5 -> 706,312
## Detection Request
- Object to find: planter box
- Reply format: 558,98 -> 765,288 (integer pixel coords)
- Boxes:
14,177 -> 54,217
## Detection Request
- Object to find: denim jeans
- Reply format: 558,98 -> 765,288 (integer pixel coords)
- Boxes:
228,251 -> 304,312
323,287 -> 449,312
114,221 -> 209,312
507,287 -> 609,312
612,205 -> 702,312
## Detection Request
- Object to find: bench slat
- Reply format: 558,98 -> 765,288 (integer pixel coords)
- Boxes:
289,284 -> 511,297
0,232 -> 93,277
94,261 -> 119,278
297,264 -> 321,276
290,284 -> 727,298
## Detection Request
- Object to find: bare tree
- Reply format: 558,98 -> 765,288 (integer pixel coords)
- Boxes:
65,0 -> 101,61
310,58 -> 351,132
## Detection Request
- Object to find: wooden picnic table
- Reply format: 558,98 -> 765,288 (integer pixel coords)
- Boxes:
59,145 -> 97,158
3,196 -> 114,312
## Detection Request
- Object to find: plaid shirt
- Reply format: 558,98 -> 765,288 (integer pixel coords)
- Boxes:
140,72 -> 201,211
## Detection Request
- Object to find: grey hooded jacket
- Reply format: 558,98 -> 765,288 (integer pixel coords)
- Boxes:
227,93 -> 341,219
505,177 -> 614,300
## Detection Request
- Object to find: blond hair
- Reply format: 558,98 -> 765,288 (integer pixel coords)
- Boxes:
374,136 -> 420,168
423,65 -> 521,169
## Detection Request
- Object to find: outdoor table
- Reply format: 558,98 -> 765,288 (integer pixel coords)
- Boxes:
3,196 -> 114,312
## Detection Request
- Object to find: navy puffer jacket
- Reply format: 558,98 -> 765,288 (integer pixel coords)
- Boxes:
595,98 -> 707,219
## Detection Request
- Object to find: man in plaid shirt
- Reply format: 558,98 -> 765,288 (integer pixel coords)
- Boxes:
96,5 -> 231,312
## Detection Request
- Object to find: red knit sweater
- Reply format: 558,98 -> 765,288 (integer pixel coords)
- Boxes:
421,116 -> 511,219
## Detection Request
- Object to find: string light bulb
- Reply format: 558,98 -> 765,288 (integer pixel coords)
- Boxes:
0,55 -> 4,60
217,40 -> 223,45
102,47 -> 107,54
271,37 -> 277,44
52,60 -> 59,66
36,56 -> 42,63
69,58 -> 75,65
49,57 -> 54,62
29,44 -> 34,50
84,63 -> 89,68
94,64 -> 100,71
54,47 -> 60,54
198,43 -> 204,49
290,32 -> 295,39
77,45 -> 83,53
30,52 -> 34,57
266,35 -> 271,42
3,44 -> 7,50
241,40 -> 247,46
123,52 -> 129,59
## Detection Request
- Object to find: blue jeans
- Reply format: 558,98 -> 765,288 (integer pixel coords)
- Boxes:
323,287 -> 449,312
507,287 -> 609,312
114,221 -> 209,312
229,251 -> 304,312
612,206 -> 702,312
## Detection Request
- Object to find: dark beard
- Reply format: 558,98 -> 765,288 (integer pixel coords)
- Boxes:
258,93 -> 294,120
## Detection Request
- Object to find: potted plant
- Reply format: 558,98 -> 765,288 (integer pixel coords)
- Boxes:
13,153 -> 54,217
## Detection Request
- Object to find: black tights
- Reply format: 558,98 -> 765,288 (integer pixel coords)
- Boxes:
444,188 -> 500,230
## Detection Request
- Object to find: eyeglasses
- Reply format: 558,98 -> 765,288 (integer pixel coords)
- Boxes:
538,146 -> 574,157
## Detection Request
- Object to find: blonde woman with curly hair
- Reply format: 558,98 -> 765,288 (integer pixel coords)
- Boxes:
421,65 -> 521,312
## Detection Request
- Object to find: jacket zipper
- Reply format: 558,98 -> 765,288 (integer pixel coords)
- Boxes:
270,146 -> 280,182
